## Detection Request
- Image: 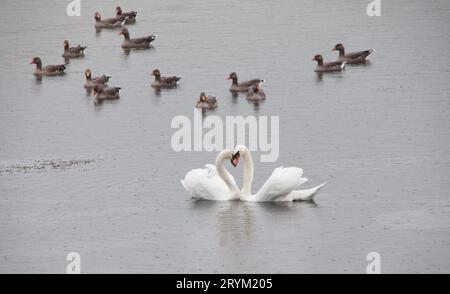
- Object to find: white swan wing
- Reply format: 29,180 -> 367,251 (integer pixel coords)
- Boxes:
181,164 -> 237,201
253,167 -> 308,202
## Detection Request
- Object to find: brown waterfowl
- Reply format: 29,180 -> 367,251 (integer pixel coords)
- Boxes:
94,12 -> 125,29
116,6 -> 137,24
227,72 -> 262,92
247,81 -> 266,101
151,69 -> 181,88
30,57 -> 66,76
62,40 -> 87,58
332,43 -> 374,64
92,84 -> 121,101
118,28 -> 157,49
312,55 -> 346,72
84,69 -> 110,89
196,92 -> 218,109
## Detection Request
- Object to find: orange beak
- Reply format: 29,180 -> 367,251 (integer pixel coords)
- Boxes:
331,48 -> 336,51
117,32 -> 123,35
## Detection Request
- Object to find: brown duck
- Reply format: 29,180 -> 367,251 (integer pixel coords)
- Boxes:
332,43 -> 374,64
227,72 -> 262,92
312,54 -> 346,72
196,92 -> 218,109
92,84 -> 121,101
247,81 -> 266,101
116,6 -> 137,24
84,69 -> 110,88
94,12 -> 125,29
151,69 -> 181,88
62,40 -> 87,58
30,57 -> 66,76
118,28 -> 157,49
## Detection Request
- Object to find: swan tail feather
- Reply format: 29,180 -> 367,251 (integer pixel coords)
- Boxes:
180,179 -> 188,191
291,182 -> 326,201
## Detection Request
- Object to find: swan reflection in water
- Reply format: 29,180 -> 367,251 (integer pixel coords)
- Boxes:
191,199 -> 317,247
190,201 -> 253,246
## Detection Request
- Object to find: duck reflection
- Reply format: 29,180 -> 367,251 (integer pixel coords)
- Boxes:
247,99 -> 264,113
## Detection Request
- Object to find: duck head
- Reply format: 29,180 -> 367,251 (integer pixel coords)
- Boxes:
227,72 -> 237,80
312,54 -> 324,65
85,69 -> 92,80
199,92 -> 207,102
94,12 -> 101,22
254,80 -> 265,92
312,54 -> 323,62
115,6 -> 123,16
30,57 -> 42,68
151,69 -> 161,77
332,43 -> 345,52
332,43 -> 345,56
117,28 -> 130,39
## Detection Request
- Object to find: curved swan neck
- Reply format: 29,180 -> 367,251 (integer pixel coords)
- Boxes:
241,147 -> 254,196
215,151 -> 238,193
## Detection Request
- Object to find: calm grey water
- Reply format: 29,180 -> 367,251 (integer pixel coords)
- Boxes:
1,0 -> 449,273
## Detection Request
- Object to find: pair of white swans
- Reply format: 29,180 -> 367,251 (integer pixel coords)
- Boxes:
181,145 -> 325,202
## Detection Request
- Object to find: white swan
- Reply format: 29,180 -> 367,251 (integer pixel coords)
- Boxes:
231,145 -> 325,202
181,150 -> 241,201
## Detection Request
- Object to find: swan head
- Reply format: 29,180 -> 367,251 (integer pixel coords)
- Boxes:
215,149 -> 235,169
231,145 -> 248,167
230,151 -> 240,167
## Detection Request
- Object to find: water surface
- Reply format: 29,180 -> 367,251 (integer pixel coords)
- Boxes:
0,0 -> 449,273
